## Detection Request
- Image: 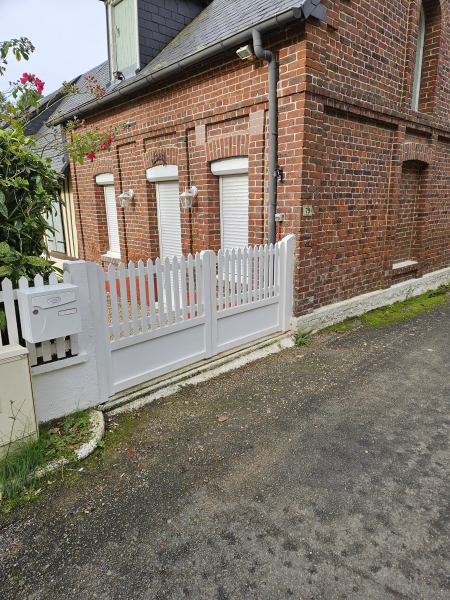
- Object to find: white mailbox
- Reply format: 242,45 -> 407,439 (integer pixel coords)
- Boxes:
17,283 -> 82,343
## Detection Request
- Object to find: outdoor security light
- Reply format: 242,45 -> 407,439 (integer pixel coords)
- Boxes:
118,189 -> 134,208
236,45 -> 254,60
179,186 -> 198,209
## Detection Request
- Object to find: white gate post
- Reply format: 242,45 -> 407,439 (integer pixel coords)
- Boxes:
65,261 -> 112,402
279,234 -> 295,331
201,250 -> 216,359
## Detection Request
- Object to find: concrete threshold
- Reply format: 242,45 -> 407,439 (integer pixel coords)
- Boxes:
99,331 -> 294,416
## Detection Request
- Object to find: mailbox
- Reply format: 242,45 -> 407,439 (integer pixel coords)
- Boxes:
17,283 -> 82,343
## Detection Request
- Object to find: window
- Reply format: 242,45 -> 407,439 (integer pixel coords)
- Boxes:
411,6 -> 425,111
109,0 -> 138,80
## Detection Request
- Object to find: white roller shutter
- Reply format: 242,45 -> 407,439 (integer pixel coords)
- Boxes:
220,174 -> 249,250
103,184 -> 121,257
156,181 -> 182,260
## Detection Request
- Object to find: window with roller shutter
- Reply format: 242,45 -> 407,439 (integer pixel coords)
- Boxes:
103,184 -> 121,258
220,174 -> 249,250
156,180 -> 182,260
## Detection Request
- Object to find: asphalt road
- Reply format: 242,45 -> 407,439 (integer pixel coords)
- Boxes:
1,303 -> 450,600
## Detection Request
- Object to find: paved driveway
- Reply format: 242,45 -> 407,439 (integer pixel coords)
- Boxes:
2,304 -> 450,600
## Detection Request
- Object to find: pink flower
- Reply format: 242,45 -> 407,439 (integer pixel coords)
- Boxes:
35,77 -> 45,95
87,151 -> 96,160
100,143 -> 106,150
20,72 -> 30,84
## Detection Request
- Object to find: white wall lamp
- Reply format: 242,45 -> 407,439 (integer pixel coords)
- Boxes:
179,186 -> 198,209
117,189 -> 134,208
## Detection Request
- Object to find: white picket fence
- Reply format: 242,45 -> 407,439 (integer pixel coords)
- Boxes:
0,235 -> 294,420
102,236 -> 294,395
0,272 -> 79,366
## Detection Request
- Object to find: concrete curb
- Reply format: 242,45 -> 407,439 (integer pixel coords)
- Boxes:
291,267 -> 450,334
103,333 -> 295,417
34,410 -> 105,479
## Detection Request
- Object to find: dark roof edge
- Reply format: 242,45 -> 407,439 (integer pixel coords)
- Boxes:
54,2 -> 326,125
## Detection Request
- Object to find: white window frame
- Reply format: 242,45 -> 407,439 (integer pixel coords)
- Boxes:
95,173 -> 121,259
412,6 -> 425,112
211,158 -> 250,251
107,0 -> 140,81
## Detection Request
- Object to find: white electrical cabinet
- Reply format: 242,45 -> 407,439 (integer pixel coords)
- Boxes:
0,345 -> 38,458
17,282 -> 82,343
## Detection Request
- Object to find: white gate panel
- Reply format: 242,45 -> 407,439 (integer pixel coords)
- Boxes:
101,236 -> 295,397
216,299 -> 280,354
111,320 -> 208,394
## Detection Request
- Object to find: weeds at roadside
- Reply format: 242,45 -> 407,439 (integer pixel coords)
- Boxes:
0,408 -> 92,510
319,284 -> 450,335
293,330 -> 310,347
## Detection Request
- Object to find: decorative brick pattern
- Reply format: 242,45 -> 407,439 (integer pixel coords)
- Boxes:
92,156 -> 114,176
205,134 -> 249,163
401,142 -> 432,164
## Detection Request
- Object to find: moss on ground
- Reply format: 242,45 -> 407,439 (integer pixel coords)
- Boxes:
319,284 -> 450,335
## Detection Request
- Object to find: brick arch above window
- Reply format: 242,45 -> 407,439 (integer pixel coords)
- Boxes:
92,156 -> 114,176
401,142 -> 432,165
206,134 -> 249,163
143,146 -> 179,169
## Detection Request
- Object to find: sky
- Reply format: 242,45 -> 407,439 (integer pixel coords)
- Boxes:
0,0 -> 107,97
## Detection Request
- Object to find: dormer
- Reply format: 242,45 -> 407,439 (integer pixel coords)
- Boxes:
102,0 -> 210,83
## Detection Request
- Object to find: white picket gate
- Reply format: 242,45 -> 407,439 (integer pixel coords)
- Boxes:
101,235 -> 294,395
0,272 -> 79,365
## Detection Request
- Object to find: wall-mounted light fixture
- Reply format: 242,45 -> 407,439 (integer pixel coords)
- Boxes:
236,45 -> 254,60
118,189 -> 134,208
179,186 -> 198,209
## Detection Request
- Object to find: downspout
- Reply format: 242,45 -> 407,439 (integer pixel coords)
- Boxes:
252,30 -> 278,246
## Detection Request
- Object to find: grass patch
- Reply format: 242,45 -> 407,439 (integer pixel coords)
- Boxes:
0,408 -> 92,510
319,284 -> 450,335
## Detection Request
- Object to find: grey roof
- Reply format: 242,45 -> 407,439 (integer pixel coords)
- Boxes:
56,0 -> 324,121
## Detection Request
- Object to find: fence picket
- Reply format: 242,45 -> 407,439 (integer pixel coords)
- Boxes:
52,263 -> 66,355
2,278 -> 19,345
118,262 -> 130,338
274,243 -> 280,295
128,261 -> 140,335
137,260 -> 147,332
217,250 -> 224,311
253,247 -> 258,302
18,277 -> 37,365
164,257 -> 173,325
146,259 -> 157,331
180,255 -> 188,322
230,248 -> 236,308
237,248 -> 242,306
264,244 -> 269,299
243,247 -> 248,305
258,245 -> 264,301
172,256 -> 181,324
155,259 -> 164,327
268,243 -> 274,297
108,263 -> 120,340
188,254 -> 195,320
195,253 -> 203,317
224,249 -> 230,310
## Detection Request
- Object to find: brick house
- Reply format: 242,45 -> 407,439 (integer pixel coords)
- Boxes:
55,0 -> 450,322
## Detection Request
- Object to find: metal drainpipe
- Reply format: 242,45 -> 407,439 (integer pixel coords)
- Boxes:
252,29 -> 278,246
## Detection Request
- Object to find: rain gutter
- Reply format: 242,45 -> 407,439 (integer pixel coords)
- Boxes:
54,1 -> 326,124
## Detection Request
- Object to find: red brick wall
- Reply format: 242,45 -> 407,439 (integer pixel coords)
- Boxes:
70,0 -> 450,317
